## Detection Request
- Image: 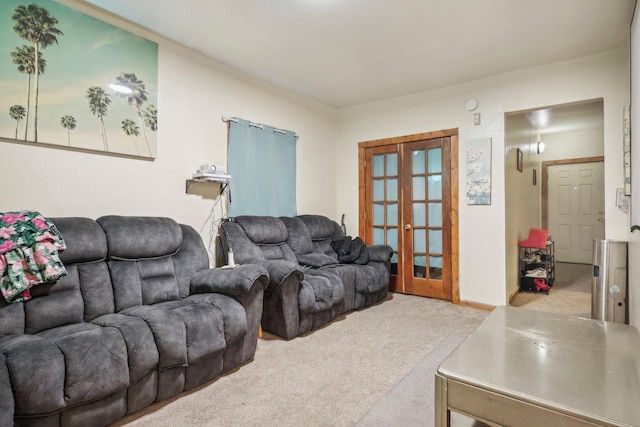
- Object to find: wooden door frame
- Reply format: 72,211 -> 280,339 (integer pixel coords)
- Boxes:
358,128 -> 460,304
541,156 -> 605,230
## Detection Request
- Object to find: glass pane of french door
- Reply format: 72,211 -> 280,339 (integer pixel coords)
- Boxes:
411,146 -> 443,279
369,147 -> 400,276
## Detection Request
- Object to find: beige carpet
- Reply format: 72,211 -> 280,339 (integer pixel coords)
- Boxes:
510,262 -> 591,318
112,293 -> 489,426
355,335 -> 464,426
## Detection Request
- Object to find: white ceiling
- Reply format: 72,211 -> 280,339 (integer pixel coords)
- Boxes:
85,0 -> 635,109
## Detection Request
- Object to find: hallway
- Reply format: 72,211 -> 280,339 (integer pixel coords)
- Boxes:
510,262 -> 591,318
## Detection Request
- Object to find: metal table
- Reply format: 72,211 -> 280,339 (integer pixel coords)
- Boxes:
435,306 -> 640,427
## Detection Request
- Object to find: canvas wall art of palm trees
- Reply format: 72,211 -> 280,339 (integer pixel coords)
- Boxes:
0,0 -> 158,158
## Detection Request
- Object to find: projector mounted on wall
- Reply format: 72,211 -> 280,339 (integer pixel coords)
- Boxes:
192,163 -> 231,183
199,164 -> 227,175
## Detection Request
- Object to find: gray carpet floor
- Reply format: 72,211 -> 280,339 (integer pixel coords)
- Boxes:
510,262 -> 591,318
355,335 -> 464,426
112,293 -> 489,426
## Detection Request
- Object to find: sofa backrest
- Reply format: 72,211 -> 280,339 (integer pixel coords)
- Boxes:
0,217 -> 111,337
280,216 -> 341,268
221,216 -> 297,264
298,215 -> 343,258
97,216 -> 208,312
0,216 -> 210,337
279,217 -> 314,256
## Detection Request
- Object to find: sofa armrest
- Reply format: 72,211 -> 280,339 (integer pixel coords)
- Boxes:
190,264 -> 269,297
367,244 -> 393,263
254,260 -> 304,290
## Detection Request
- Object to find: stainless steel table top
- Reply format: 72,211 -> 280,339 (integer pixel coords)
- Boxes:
438,306 -> 640,426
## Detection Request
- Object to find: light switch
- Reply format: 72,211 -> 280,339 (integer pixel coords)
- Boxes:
474,113 -> 481,125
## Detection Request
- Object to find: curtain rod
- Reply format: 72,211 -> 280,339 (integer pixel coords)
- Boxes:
221,116 -> 298,138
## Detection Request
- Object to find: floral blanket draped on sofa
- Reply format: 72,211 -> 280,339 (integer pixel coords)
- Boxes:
0,211 -> 67,303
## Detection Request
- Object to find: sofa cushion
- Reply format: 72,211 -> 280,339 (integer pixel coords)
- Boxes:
153,301 -> 226,364
97,216 -> 182,260
122,301 -> 227,369
24,266 -> 85,334
36,324 -> 129,406
53,217 -> 107,264
0,300 -> 24,337
280,217 -> 314,255
138,257 -> 180,305
297,253 -> 339,268
235,216 -> 288,245
231,216 -> 298,263
173,224 -> 210,298
298,270 -> 344,314
0,353 -> 14,427
185,293 -> 247,346
108,254 -> 183,311
220,221 -> 265,264
92,313 -> 159,383
77,261 -> 115,321
1,323 -> 129,416
15,218 -> 114,333
121,305 -> 188,369
298,215 -> 341,257
0,334 -> 65,414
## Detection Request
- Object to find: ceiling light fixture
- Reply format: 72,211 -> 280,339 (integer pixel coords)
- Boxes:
109,83 -> 132,94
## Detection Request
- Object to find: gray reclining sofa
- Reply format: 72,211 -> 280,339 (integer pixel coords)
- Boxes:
219,214 -> 392,339
0,216 -> 268,427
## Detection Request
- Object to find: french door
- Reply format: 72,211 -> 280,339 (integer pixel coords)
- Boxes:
359,130 -> 457,301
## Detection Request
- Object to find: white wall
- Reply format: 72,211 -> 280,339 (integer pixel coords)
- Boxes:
541,127 -> 605,162
0,12 -> 337,263
504,113 -> 540,298
335,48 -> 629,307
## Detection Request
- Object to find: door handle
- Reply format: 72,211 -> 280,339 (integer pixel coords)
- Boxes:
405,224 -> 412,230
598,218 -> 604,222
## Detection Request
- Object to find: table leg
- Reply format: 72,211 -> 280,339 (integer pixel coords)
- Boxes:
435,373 -> 450,427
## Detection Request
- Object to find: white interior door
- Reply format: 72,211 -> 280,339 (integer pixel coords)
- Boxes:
548,161 -> 604,263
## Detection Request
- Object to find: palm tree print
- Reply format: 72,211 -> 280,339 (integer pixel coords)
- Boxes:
10,45 -> 46,141
86,86 -> 111,151
12,4 -> 63,143
114,73 -> 151,154
9,105 -> 26,140
121,118 -> 140,155
142,104 -> 157,131
60,115 -> 76,146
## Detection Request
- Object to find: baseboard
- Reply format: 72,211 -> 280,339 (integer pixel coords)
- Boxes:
459,300 -> 495,311
508,287 -> 520,304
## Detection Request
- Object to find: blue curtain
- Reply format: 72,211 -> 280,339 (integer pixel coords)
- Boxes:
227,118 -> 297,217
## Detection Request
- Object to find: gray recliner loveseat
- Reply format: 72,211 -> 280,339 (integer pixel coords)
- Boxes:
0,216 -> 268,427
219,214 -> 392,340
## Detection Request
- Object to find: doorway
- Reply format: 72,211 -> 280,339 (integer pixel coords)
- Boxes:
358,129 -> 459,302
505,99 -> 604,315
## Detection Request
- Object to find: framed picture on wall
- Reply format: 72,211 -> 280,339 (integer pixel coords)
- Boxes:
466,137 -> 492,205
0,0 -> 159,159
516,148 -> 523,172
